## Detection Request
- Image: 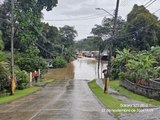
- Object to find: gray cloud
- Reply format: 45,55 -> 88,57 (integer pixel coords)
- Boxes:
43,0 -> 160,40
62,2 -> 98,16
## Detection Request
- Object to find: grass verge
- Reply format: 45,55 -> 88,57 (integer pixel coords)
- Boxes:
88,80 -> 136,117
0,87 -> 41,104
42,79 -> 54,83
110,80 -> 160,106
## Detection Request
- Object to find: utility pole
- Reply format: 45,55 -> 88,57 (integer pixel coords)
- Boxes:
11,0 -> 15,95
108,0 -> 120,69
105,0 -> 120,93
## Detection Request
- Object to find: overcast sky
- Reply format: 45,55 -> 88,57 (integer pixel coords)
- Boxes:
0,0 -> 159,40
42,0 -> 160,40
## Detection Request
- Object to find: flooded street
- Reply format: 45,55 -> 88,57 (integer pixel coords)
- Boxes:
44,57 -> 107,81
73,58 -> 98,80
0,57 -> 115,120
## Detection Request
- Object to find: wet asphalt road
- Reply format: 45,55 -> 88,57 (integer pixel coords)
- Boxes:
0,79 -> 116,120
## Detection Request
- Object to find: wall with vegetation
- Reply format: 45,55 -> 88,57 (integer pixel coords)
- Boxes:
120,79 -> 160,99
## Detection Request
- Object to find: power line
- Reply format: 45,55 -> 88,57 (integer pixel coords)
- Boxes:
115,20 -> 160,40
129,0 -> 157,17
144,0 -> 153,6
153,9 -> 160,14
115,30 -> 160,40
44,16 -> 105,22
116,1 -> 160,39
48,23 -> 95,27
43,13 -> 113,22
145,0 -> 157,8
105,7 -> 160,40
34,42 -> 55,57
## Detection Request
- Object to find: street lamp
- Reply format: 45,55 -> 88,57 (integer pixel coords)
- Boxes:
95,7 -> 114,94
95,0 -> 120,94
95,8 -> 114,17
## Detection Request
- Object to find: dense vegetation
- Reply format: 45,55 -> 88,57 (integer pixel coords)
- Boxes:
76,4 -> 160,85
77,5 -> 160,53
112,47 -> 160,84
110,5 -> 160,83
52,56 -> 67,68
0,0 -> 77,93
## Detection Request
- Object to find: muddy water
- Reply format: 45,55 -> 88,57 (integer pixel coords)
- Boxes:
44,57 -> 107,81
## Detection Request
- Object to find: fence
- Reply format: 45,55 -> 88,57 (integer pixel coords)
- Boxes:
0,69 -> 41,96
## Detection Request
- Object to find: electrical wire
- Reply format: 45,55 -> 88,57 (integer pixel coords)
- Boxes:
43,12 -> 113,22
44,16 -> 106,22
112,2 -> 160,40
145,0 -> 157,8
116,21 -> 159,39
34,42 -> 55,57
144,0 -> 153,6
129,0 -> 157,17
153,9 -> 160,14
103,7 -> 160,40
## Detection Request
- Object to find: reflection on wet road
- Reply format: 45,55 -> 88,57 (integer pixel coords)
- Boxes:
44,57 -> 107,81
0,79 -> 116,120
73,58 -> 99,80
0,58 -> 113,120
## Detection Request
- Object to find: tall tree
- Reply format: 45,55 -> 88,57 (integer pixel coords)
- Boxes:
14,0 -> 57,51
91,17 -> 126,52
76,36 -> 103,51
0,0 -> 12,50
60,25 -> 77,47
36,23 -> 60,58
125,4 -> 160,51
0,0 -> 58,51
59,25 -> 78,62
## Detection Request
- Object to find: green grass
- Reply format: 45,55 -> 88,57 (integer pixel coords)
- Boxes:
42,79 -> 54,83
0,87 -> 41,104
110,80 -> 160,106
88,80 -> 136,117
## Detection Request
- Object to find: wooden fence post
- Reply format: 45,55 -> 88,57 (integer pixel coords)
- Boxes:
38,69 -> 41,82
30,72 -> 32,87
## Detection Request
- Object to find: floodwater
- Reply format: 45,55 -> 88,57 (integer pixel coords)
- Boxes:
44,57 -> 107,81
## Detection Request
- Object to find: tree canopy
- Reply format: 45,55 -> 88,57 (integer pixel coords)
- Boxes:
90,4 -> 160,53
125,4 -> 160,51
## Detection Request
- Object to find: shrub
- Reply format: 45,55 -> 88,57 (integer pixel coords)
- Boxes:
15,70 -> 29,90
52,56 -> 67,68
0,51 -> 9,62
15,56 -> 47,72
0,62 -> 8,91
111,49 -> 134,79
113,48 -> 159,83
